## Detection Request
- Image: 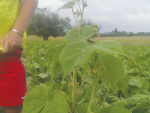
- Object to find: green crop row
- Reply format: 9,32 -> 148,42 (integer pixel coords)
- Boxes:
21,39 -> 150,113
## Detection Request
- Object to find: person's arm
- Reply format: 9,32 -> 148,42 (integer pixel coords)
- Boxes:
0,0 -> 38,53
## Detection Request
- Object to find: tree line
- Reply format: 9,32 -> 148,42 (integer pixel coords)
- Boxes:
101,28 -> 150,37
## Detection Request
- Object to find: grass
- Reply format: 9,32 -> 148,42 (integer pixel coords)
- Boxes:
26,35 -> 150,47
26,35 -> 43,41
91,36 -> 150,47
48,36 -> 66,42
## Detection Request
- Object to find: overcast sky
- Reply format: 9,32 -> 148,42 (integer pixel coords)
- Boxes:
38,0 -> 150,33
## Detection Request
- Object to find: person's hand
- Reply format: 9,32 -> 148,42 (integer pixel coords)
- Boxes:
0,30 -> 23,53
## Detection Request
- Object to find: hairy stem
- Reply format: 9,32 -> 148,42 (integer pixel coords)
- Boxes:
72,67 -> 76,113
72,8 -> 79,29
80,7 -> 84,28
80,2 -> 84,28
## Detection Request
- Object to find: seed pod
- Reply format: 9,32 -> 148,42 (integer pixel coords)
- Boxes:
77,12 -> 81,15
93,70 -> 97,74
83,75 -> 87,79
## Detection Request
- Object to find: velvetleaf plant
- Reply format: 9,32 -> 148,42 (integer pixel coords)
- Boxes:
58,0 -> 128,113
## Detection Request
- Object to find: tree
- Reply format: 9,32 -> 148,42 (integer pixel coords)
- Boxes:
27,7 -> 72,40
129,32 -> 134,36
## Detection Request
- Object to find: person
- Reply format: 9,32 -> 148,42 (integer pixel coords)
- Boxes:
0,0 -> 38,113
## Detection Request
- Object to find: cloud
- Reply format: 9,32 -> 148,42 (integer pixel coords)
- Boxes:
38,0 -> 150,33
38,0 -> 64,11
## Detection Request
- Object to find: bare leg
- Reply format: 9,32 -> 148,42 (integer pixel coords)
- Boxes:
2,104 -> 23,113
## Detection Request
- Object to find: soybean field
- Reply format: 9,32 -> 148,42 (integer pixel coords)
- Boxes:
21,36 -> 150,113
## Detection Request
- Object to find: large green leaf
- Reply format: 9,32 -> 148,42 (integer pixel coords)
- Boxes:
23,85 -> 67,113
79,26 -> 93,41
66,28 -> 79,43
102,55 -> 125,93
65,26 -> 93,43
59,41 -> 94,76
58,1 -> 75,11
94,40 -> 127,56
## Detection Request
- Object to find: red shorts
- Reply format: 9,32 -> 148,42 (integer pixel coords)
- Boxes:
0,49 -> 27,107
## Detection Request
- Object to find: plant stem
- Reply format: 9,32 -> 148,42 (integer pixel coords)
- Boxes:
67,102 -> 72,113
96,70 -> 103,84
86,74 -> 95,113
80,1 -> 84,28
69,73 -> 73,80
102,83 -> 110,108
77,2 -> 81,12
61,76 -> 65,89
72,8 -> 79,29
77,16 -> 79,29
72,67 -> 76,113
